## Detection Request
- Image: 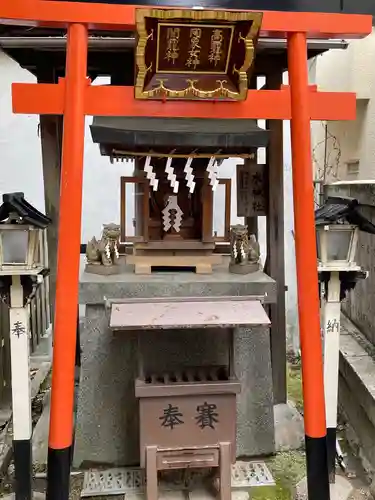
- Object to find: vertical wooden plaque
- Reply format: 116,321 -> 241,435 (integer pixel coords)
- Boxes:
236,160 -> 267,217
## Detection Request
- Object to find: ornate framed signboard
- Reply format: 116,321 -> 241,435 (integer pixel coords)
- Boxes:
135,8 -> 262,101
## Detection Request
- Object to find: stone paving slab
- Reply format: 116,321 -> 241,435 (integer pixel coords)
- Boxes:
81,463 -> 274,497
295,475 -> 354,500
274,402 -> 304,452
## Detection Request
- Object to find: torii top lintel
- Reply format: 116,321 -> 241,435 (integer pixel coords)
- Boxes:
0,0 -> 372,38
2,1 -> 372,121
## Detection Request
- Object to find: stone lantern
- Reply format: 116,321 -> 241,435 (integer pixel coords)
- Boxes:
315,195 -> 375,483
0,192 -> 50,500
0,192 -> 50,276
316,223 -> 359,271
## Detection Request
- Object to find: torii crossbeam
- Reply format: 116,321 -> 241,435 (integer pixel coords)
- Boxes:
12,82 -> 358,120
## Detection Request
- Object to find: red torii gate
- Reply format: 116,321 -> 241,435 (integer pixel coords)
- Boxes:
0,2 -> 372,499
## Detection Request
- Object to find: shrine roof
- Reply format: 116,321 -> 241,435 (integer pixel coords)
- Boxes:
315,196 -> 375,233
90,116 -> 269,155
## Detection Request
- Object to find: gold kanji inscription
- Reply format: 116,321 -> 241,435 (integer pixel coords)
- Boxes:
186,27 -> 202,69
165,27 -> 180,64
208,29 -> 224,67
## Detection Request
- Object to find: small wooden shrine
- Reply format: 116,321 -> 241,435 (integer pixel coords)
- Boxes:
91,116 -> 268,273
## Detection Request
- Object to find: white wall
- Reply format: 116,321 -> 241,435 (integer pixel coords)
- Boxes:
0,49 -> 301,351
0,51 -> 268,249
0,54 -> 265,248
0,51 -> 44,212
314,30 -> 375,181
282,59 -> 318,352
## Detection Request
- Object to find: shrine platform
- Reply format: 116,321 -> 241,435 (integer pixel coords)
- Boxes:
75,257 -> 276,467
79,256 -> 276,304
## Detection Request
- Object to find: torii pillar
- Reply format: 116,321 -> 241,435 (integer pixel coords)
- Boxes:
1,3 -> 372,500
288,32 -> 329,500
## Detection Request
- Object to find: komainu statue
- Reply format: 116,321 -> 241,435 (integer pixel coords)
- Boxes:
229,224 -> 260,274
85,223 -> 121,274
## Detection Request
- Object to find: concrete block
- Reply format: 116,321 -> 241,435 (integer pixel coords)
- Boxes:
339,316 -> 375,472
79,262 -> 277,306
294,475 -> 354,500
274,402 -> 304,452
339,372 -> 375,473
340,352 -> 375,429
74,305 -> 139,467
235,326 -> 275,457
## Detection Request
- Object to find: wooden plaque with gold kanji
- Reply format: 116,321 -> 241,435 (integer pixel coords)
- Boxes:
135,8 -> 262,101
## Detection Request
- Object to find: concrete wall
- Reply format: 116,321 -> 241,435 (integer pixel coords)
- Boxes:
326,182 -> 375,346
313,30 -> 375,181
323,181 -> 375,477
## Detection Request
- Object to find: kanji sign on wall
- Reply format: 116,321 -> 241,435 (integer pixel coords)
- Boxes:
236,161 -> 267,217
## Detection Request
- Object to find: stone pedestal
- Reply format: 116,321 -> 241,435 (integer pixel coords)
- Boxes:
74,259 -> 276,467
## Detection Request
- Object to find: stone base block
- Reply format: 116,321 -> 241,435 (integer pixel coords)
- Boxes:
74,305 -> 275,467
85,263 -> 122,275
274,402 -> 304,452
229,263 -> 260,275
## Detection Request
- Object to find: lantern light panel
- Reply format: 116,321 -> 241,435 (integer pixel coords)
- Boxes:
316,224 -> 359,270
0,192 -> 51,276
0,224 -> 42,273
